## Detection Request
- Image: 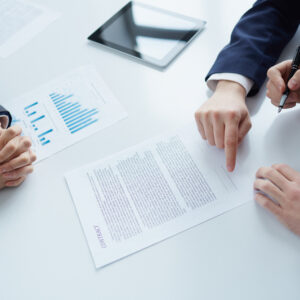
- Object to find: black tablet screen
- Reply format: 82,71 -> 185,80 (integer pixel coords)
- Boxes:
88,2 -> 205,67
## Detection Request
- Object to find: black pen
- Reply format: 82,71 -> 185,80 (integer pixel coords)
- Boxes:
278,45 -> 300,113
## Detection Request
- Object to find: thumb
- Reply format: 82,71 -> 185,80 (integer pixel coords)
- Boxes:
288,69 -> 300,91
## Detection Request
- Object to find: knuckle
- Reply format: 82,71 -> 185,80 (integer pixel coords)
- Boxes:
260,180 -> 270,190
7,126 -> 21,136
227,110 -> 240,122
264,168 -> 274,178
288,185 -> 300,201
7,143 -> 16,153
212,111 -> 220,121
287,190 -> 297,201
202,111 -> 210,121
225,137 -> 236,148
20,155 -> 30,165
22,137 -> 32,148
272,163 -> 287,172
31,153 -> 37,162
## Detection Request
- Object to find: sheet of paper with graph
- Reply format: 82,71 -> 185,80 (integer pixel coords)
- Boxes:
6,66 -> 127,162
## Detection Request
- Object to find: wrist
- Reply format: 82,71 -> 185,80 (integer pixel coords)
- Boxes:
215,80 -> 247,99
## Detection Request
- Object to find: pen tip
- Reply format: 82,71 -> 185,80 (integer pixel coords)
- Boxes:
278,107 -> 282,113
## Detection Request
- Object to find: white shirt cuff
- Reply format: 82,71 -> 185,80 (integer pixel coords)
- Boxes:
207,73 -> 254,95
0,116 -> 9,129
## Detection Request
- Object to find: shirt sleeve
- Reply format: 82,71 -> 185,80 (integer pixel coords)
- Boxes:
207,73 -> 254,95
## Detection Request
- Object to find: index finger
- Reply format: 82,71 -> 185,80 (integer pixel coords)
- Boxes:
224,121 -> 239,172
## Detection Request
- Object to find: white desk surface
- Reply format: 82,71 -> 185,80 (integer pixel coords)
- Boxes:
0,0 -> 300,299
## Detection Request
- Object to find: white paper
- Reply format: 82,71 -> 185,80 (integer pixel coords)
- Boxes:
65,125 -> 253,269
0,0 -> 59,57
6,66 -> 127,162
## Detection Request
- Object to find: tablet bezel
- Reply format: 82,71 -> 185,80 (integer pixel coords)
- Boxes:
88,1 -> 206,70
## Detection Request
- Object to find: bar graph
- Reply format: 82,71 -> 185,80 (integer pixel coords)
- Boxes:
50,92 -> 99,134
24,101 -> 53,146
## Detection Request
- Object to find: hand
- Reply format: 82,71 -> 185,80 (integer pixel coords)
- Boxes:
195,80 -> 251,172
254,164 -> 300,236
266,60 -> 300,109
0,125 -> 36,190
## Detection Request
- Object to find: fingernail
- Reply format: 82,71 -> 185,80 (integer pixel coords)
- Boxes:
0,168 -> 6,173
227,165 -> 233,172
289,79 -> 297,89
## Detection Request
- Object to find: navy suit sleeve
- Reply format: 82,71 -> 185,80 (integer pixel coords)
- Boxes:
206,0 -> 300,96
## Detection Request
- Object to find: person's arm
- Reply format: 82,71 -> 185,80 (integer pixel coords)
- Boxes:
195,0 -> 300,172
0,105 -> 12,129
206,0 -> 300,96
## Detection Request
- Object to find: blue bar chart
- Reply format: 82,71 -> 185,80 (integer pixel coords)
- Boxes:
24,101 -> 53,146
7,66 -> 127,162
49,92 -> 99,134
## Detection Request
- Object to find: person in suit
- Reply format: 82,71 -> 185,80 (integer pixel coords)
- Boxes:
195,0 -> 300,172
194,0 -> 300,235
0,105 -> 36,190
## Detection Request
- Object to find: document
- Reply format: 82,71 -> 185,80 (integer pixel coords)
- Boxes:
0,0 -> 59,57
6,66 -> 127,162
65,125 -> 253,269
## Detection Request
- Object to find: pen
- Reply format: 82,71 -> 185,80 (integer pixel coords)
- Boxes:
278,46 -> 300,113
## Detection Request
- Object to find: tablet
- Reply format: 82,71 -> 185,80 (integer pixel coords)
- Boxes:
88,2 -> 206,69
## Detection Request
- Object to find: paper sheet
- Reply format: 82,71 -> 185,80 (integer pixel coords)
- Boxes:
65,125 -> 253,269
0,0 -> 59,57
6,66 -> 127,162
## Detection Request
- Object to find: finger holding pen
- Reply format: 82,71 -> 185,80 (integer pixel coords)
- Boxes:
267,46 -> 300,112
267,61 -> 300,109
